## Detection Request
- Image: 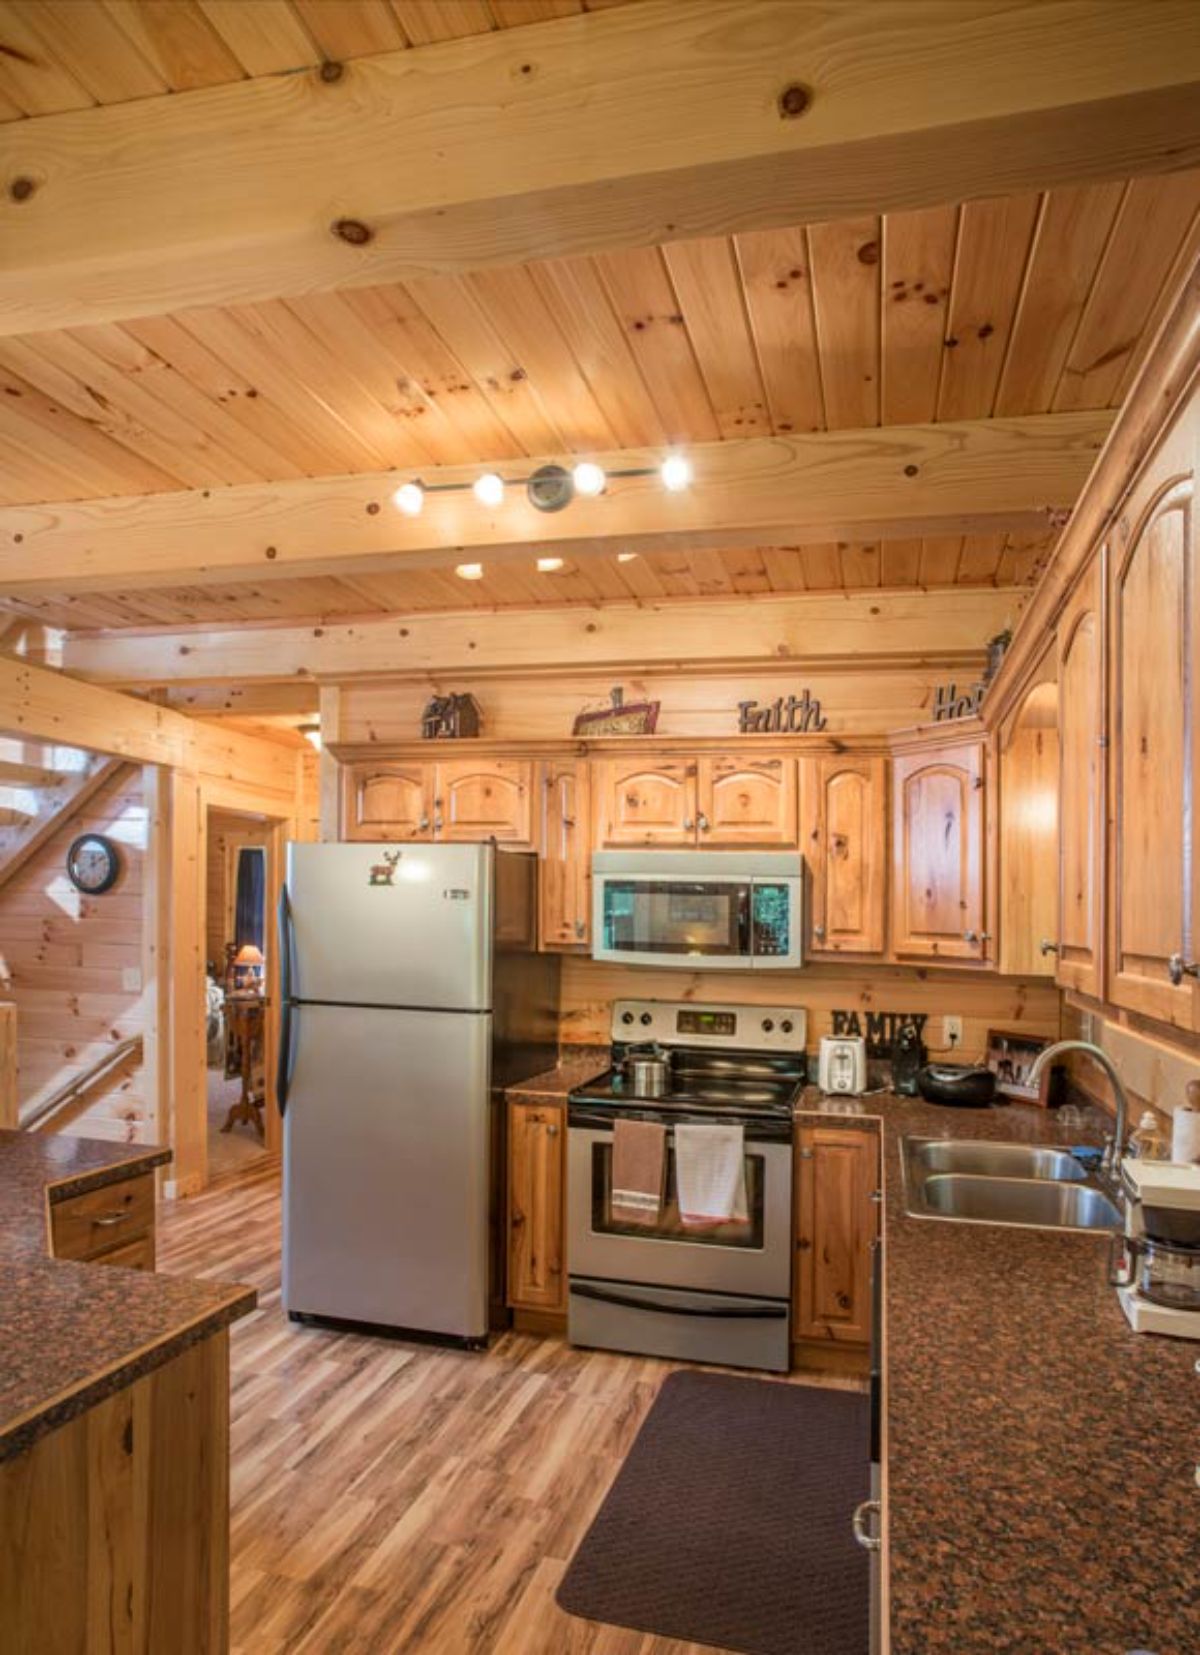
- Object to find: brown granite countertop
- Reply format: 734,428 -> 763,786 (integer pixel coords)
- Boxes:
506,1048 -> 611,1102
796,1089 -> 1200,1655
0,1129 -> 256,1463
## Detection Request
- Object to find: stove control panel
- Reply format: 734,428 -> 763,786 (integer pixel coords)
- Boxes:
612,999 -> 807,1053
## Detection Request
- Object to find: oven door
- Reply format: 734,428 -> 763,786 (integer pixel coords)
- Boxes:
592,873 -> 801,969
567,1107 -> 793,1300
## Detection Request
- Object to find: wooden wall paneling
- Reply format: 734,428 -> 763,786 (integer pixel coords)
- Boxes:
734,225 -> 824,438
205,812 -> 270,967
998,682 -> 1060,978
558,957 -> 1062,1058
891,740 -> 987,962
695,754 -> 797,846
168,771 -> 207,1195
994,181 -> 1126,416
936,193 -> 1041,421
801,756 -> 887,957
807,217 -> 880,430
1054,172 -> 1200,412
0,1000 -> 15,1128
142,764 -> 170,1152
1108,413 -> 1198,1029
539,758 -> 591,950
662,236 -> 769,438
593,756 -> 697,847
1055,551 -> 1107,997
880,203 -> 958,424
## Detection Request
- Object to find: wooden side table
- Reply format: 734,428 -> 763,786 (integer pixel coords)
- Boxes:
221,994 -> 268,1140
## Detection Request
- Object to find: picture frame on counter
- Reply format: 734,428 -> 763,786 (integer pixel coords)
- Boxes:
985,1029 -> 1055,1104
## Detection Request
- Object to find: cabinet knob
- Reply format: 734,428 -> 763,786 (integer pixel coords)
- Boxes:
813,924 -> 826,940
963,930 -> 979,944
419,816 -> 430,830
683,818 -> 695,831
546,1124 -> 559,1138
697,813 -> 710,833
1039,939 -> 1059,956
574,920 -> 586,939
1169,954 -> 1200,985
798,1147 -> 814,1160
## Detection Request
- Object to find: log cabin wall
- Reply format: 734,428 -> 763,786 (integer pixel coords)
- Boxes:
0,765 -> 151,1141
205,811 -> 271,972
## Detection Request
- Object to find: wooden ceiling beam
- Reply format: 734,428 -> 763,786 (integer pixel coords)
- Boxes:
2,1 -> 1200,335
60,587 -> 1021,687
0,412 -> 1111,595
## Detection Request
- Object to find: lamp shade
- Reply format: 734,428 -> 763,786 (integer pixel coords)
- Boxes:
234,944 -> 265,967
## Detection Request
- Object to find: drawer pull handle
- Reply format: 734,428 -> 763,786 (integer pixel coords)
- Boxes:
851,1499 -> 882,1552
1168,953 -> 1200,985
1039,939 -> 1059,956
92,1211 -> 131,1228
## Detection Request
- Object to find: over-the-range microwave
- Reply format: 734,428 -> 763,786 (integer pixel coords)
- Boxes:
591,851 -> 803,970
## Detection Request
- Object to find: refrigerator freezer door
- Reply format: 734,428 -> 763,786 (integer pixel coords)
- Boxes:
285,841 -> 492,1010
282,1002 -> 492,1338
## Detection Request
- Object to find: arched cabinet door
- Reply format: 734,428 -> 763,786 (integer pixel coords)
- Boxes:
891,742 -> 986,961
1056,554 -> 1105,998
594,759 -> 697,846
344,764 -> 434,841
435,760 -> 534,845
696,756 -> 797,846
1109,421 -> 1198,1031
801,757 -> 886,955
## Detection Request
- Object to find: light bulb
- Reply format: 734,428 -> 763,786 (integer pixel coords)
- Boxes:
392,481 -> 424,516
572,462 -> 606,497
616,552 -> 639,563
660,454 -> 692,492
455,562 -> 484,580
298,724 -> 322,752
536,556 -> 565,573
473,472 -> 504,508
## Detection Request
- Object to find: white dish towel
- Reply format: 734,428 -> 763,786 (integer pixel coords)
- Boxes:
674,1123 -> 747,1230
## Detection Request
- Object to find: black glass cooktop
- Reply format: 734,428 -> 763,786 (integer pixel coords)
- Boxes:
570,1045 -> 805,1120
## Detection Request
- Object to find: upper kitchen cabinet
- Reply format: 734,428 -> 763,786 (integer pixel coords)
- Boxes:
594,758 -> 697,846
540,760 -> 591,950
344,763 -> 434,841
436,759 -> 535,846
1109,412 -> 1199,1031
695,756 -> 797,846
997,679 -> 1059,979
800,756 -> 886,956
891,740 -> 988,962
1055,554 -> 1107,998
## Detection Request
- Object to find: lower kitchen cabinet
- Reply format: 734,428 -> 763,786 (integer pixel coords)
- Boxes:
507,1100 -> 566,1313
793,1124 -> 879,1348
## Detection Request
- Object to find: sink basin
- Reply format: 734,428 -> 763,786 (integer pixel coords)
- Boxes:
900,1136 -> 1121,1232
916,1173 -> 1121,1231
909,1139 -> 1086,1182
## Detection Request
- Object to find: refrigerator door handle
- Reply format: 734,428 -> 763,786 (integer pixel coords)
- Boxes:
276,883 -> 297,1115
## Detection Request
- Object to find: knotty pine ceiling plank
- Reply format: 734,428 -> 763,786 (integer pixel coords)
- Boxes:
955,532 -> 1007,585
0,2 -> 94,113
936,193 -> 1041,421
1111,200 -> 1200,407
388,2 -> 496,47
918,537 -> 965,587
807,217 -> 881,431
289,0 -> 408,58
101,0 -> 246,91
0,364 -> 185,497
879,539 -> 923,588
733,225 -> 824,437
5,0 -> 169,104
838,541 -> 882,589
195,0 -> 322,76
528,256 -> 666,450
759,546 -> 808,595
993,180 -> 1125,417
592,246 -> 721,447
880,204 -> 958,425
662,237 -> 770,440
1054,170 -> 1200,411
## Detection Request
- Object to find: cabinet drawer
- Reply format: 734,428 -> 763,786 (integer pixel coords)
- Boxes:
51,1172 -> 155,1262
90,1232 -> 156,1272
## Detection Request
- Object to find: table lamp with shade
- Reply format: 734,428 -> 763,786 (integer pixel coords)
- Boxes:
232,943 -> 265,992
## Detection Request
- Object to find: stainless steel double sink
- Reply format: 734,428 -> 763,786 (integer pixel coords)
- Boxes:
901,1137 -> 1122,1232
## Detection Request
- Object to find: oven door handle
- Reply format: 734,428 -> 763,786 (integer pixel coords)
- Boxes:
570,1282 -> 787,1320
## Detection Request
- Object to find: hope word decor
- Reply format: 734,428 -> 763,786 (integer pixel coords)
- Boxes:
421,692 -> 482,740
573,685 -> 661,737
831,1010 -> 929,1060
737,691 -> 827,734
931,680 -> 986,722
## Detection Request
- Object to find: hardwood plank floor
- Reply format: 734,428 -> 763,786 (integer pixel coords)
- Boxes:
158,1162 -> 861,1655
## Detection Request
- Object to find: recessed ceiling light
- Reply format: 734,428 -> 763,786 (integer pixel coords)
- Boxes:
473,472 -> 504,507
536,556 -> 565,573
616,551 -> 639,563
455,562 -> 485,580
392,481 -> 424,516
572,462 -> 606,497
660,454 -> 692,492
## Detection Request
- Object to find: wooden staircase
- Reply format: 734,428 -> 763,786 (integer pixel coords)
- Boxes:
0,740 -> 126,893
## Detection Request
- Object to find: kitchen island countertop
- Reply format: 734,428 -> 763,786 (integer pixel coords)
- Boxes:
0,1128 -> 256,1462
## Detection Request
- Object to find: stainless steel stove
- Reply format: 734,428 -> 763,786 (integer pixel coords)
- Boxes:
566,998 -> 806,1372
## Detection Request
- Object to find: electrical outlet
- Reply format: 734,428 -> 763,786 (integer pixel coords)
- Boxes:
121,966 -> 142,993
943,1015 -> 963,1049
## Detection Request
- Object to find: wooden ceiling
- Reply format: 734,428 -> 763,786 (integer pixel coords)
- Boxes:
0,2 -> 1198,638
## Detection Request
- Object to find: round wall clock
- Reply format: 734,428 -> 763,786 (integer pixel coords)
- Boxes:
66,833 -> 121,895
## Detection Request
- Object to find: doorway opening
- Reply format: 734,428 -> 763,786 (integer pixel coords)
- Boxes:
206,808 -> 272,1180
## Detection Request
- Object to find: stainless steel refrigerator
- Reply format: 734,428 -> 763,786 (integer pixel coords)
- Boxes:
278,841 -> 559,1344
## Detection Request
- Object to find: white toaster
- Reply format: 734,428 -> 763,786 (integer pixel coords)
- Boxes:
818,1035 -> 868,1095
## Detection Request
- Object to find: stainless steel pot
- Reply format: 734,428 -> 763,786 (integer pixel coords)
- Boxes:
622,1043 -> 672,1098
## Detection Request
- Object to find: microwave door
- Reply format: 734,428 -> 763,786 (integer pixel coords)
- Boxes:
596,876 -> 754,969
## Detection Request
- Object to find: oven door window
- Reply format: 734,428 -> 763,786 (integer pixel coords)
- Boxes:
600,880 -> 752,958
592,1140 -> 765,1249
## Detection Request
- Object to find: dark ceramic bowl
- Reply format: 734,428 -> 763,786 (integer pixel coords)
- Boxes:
916,1063 -> 997,1108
